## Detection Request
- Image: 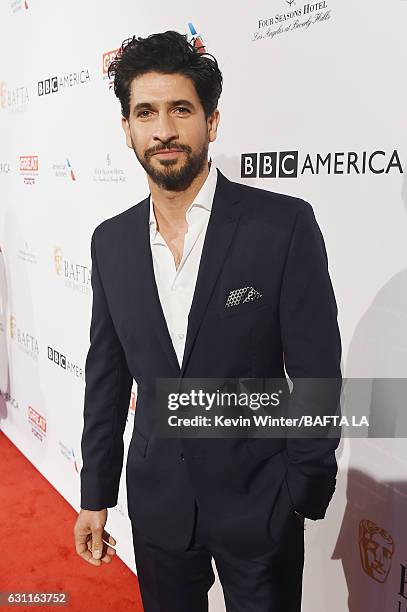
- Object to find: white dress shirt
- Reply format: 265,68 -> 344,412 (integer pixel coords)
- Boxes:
149,158 -> 218,368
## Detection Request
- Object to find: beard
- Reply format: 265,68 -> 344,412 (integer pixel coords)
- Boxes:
130,135 -> 209,191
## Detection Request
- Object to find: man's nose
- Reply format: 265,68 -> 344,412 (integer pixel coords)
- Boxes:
153,113 -> 179,143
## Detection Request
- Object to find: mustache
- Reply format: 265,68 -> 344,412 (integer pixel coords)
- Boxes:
148,144 -> 190,156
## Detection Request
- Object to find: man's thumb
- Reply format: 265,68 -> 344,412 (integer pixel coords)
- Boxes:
92,526 -> 103,559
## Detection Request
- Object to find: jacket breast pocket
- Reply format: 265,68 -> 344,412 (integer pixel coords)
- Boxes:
219,297 -> 273,319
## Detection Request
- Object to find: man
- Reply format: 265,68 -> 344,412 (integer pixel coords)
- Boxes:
74,30 -> 342,611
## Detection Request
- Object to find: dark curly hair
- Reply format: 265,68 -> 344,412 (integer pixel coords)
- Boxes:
108,30 -> 223,120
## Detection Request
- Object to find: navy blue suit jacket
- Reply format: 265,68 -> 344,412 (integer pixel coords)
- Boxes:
80,168 -> 342,557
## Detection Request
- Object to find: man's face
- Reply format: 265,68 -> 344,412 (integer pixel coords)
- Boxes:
121,71 -> 219,191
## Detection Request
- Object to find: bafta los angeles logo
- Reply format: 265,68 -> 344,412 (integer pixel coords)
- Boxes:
359,519 -> 394,583
54,247 -> 63,275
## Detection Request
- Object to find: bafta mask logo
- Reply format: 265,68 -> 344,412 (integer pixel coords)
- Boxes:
359,519 -> 394,583
9,315 -> 16,339
54,247 -> 63,275
0,81 -> 6,109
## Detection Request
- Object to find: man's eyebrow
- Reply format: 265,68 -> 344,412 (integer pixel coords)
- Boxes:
133,99 -> 195,113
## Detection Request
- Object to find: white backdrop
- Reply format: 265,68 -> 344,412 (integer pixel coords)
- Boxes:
1,1 -> 406,610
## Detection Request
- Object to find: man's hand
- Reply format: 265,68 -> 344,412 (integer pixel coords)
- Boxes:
74,509 -> 117,566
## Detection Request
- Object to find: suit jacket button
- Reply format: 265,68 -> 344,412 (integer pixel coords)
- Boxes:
180,452 -> 185,460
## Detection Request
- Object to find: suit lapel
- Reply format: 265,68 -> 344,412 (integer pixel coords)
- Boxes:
180,170 -> 242,376
124,169 -> 242,378
123,195 -> 181,376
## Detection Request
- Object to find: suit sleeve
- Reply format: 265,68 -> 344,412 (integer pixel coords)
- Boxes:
279,201 -> 342,520
80,227 -> 133,510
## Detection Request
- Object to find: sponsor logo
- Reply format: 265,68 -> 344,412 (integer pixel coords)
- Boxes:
241,149 -> 403,178
18,240 -> 37,264
47,345 -> 84,380
359,519 -> 394,583
9,315 -> 39,360
358,519 -> 407,610
58,441 -> 79,472
93,153 -> 126,183
38,70 -> 90,96
54,246 -> 91,295
253,1 -> 331,42
187,23 -> 206,53
0,81 -> 29,112
28,406 -> 47,442
52,158 -> 76,180
19,155 -> 39,184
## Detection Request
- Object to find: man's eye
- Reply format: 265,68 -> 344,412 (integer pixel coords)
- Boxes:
137,107 -> 189,118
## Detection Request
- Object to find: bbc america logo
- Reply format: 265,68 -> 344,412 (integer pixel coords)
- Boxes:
241,152 -> 298,178
38,70 -> 90,96
38,77 -> 58,96
242,149 -> 403,177
48,346 -> 66,368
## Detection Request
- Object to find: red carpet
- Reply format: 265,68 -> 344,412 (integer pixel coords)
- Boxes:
0,431 -> 143,611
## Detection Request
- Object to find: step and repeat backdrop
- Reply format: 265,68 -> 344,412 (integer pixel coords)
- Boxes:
1,1 -> 407,610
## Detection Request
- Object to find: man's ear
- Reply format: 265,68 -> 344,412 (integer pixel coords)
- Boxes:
121,117 -> 133,149
208,109 -> 220,144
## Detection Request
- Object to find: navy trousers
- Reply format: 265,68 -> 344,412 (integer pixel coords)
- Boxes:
130,481 -> 305,612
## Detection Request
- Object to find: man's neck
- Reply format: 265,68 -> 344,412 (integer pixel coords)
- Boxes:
148,160 -> 211,229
